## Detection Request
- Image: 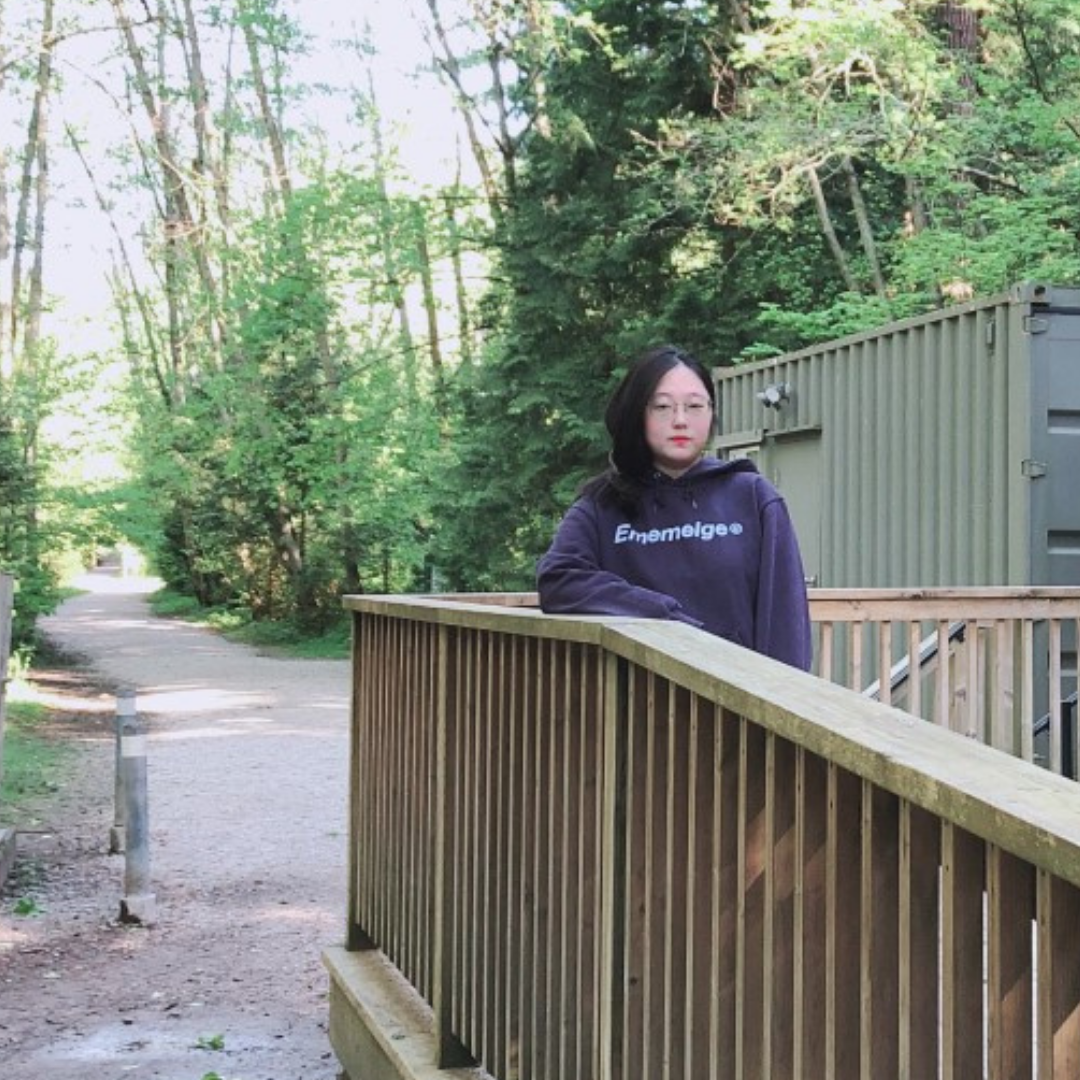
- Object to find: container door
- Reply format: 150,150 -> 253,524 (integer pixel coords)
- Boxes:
762,433 -> 823,587
1029,312 -> 1080,586
1028,310 -> 1080,759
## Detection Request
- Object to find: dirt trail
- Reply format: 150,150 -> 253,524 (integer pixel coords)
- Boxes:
0,568 -> 351,1080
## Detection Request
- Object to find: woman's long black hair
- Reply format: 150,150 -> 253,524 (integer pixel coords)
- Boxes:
581,344 -> 715,514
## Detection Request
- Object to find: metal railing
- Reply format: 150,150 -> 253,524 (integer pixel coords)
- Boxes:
336,593 -> 1080,1080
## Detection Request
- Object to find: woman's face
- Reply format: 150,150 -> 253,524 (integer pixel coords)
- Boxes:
644,364 -> 714,478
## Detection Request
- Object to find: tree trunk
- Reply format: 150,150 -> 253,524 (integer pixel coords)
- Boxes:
9,0 -> 56,364
236,0 -> 292,206
903,176 -> 928,236
939,0 -> 979,102
444,179 -> 473,368
340,521 -> 365,596
412,202 -> 446,413
0,5 -> 11,380
936,0 -> 983,294
108,0 -> 226,370
521,0 -> 551,140
365,69 -> 417,393
67,124 -> 173,406
485,33 -> 517,199
11,0 -> 56,526
180,0 -> 234,280
424,0 -> 502,218
274,498 -> 305,588
841,156 -> 885,296
806,164 -> 859,292
23,29 -> 50,379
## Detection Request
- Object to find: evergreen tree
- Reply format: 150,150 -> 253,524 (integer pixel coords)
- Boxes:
434,0 -> 748,588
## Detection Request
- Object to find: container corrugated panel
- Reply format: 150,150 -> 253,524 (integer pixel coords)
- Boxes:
714,283 -> 1080,588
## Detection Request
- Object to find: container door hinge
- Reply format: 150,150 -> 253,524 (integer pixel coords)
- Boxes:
1021,459 -> 1048,479
1023,315 -> 1050,334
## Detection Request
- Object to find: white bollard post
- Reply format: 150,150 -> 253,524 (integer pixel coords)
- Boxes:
109,690 -> 135,854
118,694 -> 157,925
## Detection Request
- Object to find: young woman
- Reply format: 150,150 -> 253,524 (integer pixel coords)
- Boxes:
536,345 -> 812,670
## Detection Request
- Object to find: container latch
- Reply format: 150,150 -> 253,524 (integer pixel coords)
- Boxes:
1021,459 -> 1048,478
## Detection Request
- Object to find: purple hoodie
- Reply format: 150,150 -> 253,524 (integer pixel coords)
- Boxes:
536,456 -> 812,670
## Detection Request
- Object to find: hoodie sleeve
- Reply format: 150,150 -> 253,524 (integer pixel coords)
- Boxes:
753,490 -> 813,670
536,500 -> 704,627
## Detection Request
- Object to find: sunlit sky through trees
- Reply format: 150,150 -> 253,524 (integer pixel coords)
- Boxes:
38,0 -> 475,334
13,0 -> 481,493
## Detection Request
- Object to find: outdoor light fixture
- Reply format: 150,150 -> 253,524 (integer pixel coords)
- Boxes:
757,382 -> 791,409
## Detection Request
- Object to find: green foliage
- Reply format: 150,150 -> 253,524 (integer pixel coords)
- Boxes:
13,0 -> 1080,609
123,164 -> 459,623
0,385 -> 62,648
434,0 -> 746,587
148,588 -> 209,621
226,616 -> 349,658
748,290 -> 930,355
147,584 -> 349,657
13,896 -> 43,916
0,698 -> 69,816
430,0 -> 1080,585
589,0 -> 1077,360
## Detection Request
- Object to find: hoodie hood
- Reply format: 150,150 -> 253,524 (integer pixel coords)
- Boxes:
638,454 -> 759,511
640,454 -> 757,483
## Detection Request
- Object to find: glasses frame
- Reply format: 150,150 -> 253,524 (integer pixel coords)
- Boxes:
646,398 -> 714,420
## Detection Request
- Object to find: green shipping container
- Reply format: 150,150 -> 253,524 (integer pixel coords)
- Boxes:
714,282 -> 1080,591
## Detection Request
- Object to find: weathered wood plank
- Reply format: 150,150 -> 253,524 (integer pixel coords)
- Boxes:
941,824 -> 984,1080
987,846 -> 1035,1080
1037,872 -> 1080,1079
339,594 -> 1080,1080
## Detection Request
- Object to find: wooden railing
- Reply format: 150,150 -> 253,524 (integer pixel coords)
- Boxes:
809,588 -> 1080,776
433,588 -> 1080,774
328,593 -> 1080,1080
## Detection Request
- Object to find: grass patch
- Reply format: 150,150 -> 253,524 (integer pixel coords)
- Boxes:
1,696 -> 72,814
226,618 -> 350,659
147,589 -> 211,621
147,587 -> 350,660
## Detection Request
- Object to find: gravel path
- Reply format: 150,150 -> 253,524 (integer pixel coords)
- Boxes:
0,568 -> 351,1079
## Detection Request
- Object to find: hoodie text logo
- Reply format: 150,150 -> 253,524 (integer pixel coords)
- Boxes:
614,521 -> 745,545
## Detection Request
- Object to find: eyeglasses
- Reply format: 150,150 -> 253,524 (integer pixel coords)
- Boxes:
647,398 -> 713,419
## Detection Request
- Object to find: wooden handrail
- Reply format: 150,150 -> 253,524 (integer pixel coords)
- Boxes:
331,593 -> 1080,1080
369,588 -> 1080,774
